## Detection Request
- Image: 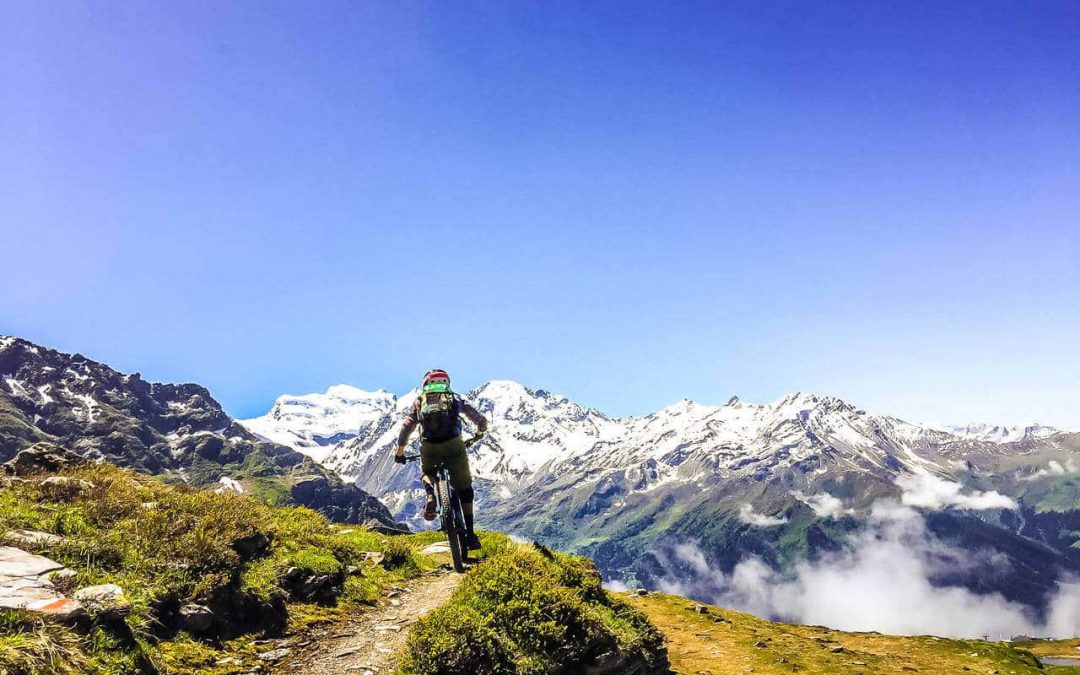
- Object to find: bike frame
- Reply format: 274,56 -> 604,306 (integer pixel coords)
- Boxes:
402,434 -> 481,571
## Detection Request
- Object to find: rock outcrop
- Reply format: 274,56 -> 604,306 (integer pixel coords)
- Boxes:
0,546 -> 84,620
2,442 -> 85,476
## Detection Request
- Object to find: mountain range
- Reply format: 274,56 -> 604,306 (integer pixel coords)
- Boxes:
0,336 -> 398,529
242,380 -> 1080,623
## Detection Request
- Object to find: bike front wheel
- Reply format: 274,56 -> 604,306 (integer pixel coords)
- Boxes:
438,479 -> 466,573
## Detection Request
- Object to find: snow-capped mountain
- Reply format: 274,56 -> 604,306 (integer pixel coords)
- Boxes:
240,385 -> 398,463
240,379 -> 1080,615
930,422 -> 1059,444
234,380 -> 1062,527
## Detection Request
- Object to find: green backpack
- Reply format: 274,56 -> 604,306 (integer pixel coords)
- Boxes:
419,384 -> 459,441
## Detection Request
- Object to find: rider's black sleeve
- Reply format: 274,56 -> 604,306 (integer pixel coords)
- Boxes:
458,398 -> 488,433
397,399 -> 420,446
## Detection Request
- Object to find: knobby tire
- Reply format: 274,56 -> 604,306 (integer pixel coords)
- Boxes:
439,478 -> 466,573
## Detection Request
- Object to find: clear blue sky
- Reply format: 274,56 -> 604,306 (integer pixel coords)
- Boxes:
3,2 -> 1078,425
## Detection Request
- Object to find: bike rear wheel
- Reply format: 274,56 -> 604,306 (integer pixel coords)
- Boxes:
438,478 -> 466,573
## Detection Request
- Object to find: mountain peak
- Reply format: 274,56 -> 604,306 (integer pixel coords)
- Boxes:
771,391 -> 853,413
653,398 -> 721,418
473,380 -> 533,398
242,384 -> 397,462
324,384 -> 395,402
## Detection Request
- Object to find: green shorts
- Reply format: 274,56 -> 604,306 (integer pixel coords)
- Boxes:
420,436 -> 472,491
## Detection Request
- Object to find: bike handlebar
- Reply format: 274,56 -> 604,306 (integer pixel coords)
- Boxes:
399,434 -> 484,464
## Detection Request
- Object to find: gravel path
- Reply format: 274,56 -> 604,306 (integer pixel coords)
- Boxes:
274,561 -> 460,675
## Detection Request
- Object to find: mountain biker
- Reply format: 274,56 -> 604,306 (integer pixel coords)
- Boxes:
395,369 -> 488,550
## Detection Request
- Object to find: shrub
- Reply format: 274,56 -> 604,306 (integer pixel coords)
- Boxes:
400,604 -> 516,675
398,544 -> 668,675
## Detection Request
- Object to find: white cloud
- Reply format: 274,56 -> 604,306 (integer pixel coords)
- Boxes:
1047,581 -> 1080,638
792,491 -> 851,518
738,504 -> 788,527
652,508 -> 1080,639
896,472 -> 1017,511
1024,459 -> 1079,481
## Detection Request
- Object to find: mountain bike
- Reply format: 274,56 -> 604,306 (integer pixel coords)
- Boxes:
402,435 -> 481,573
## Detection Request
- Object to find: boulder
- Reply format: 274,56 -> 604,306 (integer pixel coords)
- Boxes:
283,566 -> 340,602
2,530 -> 63,547
3,443 -> 86,476
74,583 -> 130,619
179,603 -> 215,634
232,532 -> 271,560
0,546 -> 84,621
0,476 -> 28,489
39,476 -> 95,499
365,519 -> 410,535
358,551 -> 385,567
421,542 -> 451,555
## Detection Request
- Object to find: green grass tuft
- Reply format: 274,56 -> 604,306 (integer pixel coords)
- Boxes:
398,543 -> 667,675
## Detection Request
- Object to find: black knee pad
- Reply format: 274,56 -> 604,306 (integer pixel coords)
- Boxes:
457,487 -> 474,503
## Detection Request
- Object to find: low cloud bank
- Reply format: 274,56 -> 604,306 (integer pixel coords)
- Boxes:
1022,459 -> 1079,481
897,472 -> 1017,511
652,503 -> 1079,639
792,491 -> 852,518
737,504 -> 788,527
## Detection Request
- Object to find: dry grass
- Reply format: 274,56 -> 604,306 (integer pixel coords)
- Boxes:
626,592 -> 1070,674
1012,638 -> 1080,659
0,614 -> 87,675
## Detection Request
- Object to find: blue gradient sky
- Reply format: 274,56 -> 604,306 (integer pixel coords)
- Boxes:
3,2 -> 1078,425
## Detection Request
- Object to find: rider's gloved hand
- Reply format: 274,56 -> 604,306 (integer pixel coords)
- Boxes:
394,446 -> 407,465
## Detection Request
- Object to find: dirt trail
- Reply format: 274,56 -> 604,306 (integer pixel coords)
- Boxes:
275,562 -> 460,675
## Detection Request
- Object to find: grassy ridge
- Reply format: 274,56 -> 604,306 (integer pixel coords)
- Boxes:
627,591 -> 1074,674
0,464 -> 436,674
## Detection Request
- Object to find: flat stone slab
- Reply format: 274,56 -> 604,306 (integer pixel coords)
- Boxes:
0,546 -> 84,620
420,542 -> 451,555
3,530 -> 64,547
0,545 -> 64,577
